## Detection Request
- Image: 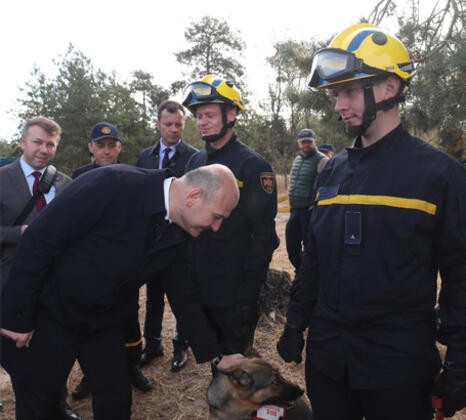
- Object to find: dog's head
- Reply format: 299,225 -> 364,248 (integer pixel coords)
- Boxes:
207,357 -> 304,420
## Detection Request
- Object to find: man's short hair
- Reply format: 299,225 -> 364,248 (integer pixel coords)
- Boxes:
22,117 -> 62,140
184,166 -> 223,203
157,100 -> 186,120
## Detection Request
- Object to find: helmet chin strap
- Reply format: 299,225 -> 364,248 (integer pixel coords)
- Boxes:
346,83 -> 377,136
346,81 -> 404,137
201,105 -> 236,143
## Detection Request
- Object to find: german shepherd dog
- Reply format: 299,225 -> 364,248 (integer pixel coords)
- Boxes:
207,355 -> 313,420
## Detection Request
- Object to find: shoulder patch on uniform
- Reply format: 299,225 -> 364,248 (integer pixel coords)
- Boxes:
260,172 -> 275,194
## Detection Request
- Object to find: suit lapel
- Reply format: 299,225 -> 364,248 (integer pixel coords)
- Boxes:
146,221 -> 186,257
10,160 -> 33,202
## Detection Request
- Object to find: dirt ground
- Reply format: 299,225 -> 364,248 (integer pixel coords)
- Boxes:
1,212 -> 465,419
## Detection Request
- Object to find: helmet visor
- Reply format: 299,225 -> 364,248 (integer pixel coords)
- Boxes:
189,82 -> 218,99
183,82 -> 232,108
308,48 -> 387,88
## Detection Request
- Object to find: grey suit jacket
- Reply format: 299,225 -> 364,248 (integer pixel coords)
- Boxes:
0,159 -> 71,286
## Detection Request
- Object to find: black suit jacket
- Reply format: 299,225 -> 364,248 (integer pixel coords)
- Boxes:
1,164 -> 220,362
136,139 -> 197,175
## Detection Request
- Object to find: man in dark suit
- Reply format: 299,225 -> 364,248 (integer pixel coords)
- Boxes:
0,163 -> 243,420
0,117 -> 80,420
137,100 -> 197,372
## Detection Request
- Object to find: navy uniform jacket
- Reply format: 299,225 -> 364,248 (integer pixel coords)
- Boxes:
286,124 -> 466,388
72,162 -> 102,179
186,134 -> 279,306
1,164 -> 220,362
137,139 -> 197,175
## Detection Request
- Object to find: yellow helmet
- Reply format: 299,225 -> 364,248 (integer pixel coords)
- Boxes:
182,74 -> 245,112
309,23 -> 415,89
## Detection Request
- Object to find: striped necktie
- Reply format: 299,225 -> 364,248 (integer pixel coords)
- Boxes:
162,148 -> 171,168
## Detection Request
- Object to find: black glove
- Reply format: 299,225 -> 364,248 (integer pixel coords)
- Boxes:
432,362 -> 466,417
276,325 -> 304,363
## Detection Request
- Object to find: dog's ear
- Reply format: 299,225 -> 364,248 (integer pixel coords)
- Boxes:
244,346 -> 261,358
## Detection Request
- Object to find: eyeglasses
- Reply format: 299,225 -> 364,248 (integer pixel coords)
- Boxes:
308,48 -> 385,88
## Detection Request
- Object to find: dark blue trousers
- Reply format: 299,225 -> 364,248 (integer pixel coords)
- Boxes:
144,278 -> 188,350
2,310 -> 131,420
305,358 -> 434,420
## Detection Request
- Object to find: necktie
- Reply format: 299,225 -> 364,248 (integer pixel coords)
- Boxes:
162,148 -> 171,168
32,171 -> 47,212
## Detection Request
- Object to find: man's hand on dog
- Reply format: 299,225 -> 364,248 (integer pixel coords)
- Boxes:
215,353 -> 247,370
277,325 -> 304,363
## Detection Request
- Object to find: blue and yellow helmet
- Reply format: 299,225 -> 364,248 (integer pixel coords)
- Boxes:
182,74 -> 245,112
309,23 -> 415,90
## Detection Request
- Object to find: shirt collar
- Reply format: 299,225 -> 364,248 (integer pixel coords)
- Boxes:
20,156 -> 45,177
163,177 -> 175,222
160,139 -> 181,153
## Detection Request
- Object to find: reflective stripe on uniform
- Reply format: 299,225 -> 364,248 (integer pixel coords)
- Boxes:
125,338 -> 143,348
318,194 -> 437,216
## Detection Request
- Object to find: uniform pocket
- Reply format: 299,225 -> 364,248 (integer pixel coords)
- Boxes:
316,184 -> 339,201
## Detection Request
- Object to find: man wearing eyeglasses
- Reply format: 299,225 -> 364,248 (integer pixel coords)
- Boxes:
277,24 -> 466,419
182,74 -> 279,358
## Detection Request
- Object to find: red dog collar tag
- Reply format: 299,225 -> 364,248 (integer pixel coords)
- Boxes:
254,405 -> 285,420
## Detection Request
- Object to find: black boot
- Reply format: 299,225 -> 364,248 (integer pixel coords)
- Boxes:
171,336 -> 189,372
140,338 -> 163,367
129,363 -> 153,392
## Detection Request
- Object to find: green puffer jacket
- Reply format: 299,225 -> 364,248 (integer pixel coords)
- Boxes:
288,149 -> 326,209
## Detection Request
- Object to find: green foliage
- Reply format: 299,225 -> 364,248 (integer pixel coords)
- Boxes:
0,139 -> 21,158
174,16 -> 246,93
384,0 -> 465,141
262,38 -> 353,171
403,5 -> 466,137
16,44 -> 157,173
130,70 -> 170,124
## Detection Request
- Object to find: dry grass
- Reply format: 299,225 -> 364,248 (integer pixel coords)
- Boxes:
1,212 -> 465,419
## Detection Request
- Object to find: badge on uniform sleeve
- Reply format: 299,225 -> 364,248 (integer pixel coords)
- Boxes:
260,172 -> 275,194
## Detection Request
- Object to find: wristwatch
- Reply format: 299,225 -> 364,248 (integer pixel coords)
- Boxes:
212,354 -> 224,367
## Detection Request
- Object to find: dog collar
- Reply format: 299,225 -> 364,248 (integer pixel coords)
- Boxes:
254,405 -> 285,420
